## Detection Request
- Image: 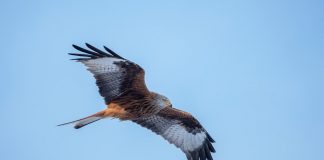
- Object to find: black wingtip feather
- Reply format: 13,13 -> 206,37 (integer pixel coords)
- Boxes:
192,151 -> 199,160
70,58 -> 91,61
207,141 -> 216,153
103,46 -> 125,59
204,144 -> 213,160
68,53 -> 97,58
72,44 -> 103,57
199,146 -> 207,160
85,43 -> 112,57
69,43 -> 125,60
207,133 -> 215,143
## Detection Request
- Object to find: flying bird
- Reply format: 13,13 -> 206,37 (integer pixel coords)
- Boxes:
59,43 -> 215,160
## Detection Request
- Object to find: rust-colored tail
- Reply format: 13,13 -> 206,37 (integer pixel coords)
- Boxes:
58,110 -> 106,129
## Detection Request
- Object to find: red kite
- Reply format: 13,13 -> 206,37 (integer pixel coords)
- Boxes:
59,43 -> 215,160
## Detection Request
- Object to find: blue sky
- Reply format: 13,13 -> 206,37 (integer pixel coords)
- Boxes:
0,0 -> 323,160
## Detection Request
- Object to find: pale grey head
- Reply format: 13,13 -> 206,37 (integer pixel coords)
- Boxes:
151,92 -> 172,108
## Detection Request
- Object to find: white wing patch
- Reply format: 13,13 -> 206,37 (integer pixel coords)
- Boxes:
82,57 -> 126,74
163,124 -> 207,152
78,57 -> 129,102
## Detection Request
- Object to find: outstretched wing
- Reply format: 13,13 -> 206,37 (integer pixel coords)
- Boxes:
132,107 -> 215,160
69,43 -> 149,104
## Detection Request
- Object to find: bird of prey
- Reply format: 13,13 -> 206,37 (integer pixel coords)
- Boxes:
59,43 -> 215,160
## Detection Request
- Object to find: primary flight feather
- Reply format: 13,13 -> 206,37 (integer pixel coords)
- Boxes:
59,43 -> 215,160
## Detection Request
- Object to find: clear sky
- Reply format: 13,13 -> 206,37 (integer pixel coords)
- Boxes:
0,0 -> 323,160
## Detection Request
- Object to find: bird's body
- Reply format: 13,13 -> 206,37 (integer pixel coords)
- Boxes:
59,44 -> 215,160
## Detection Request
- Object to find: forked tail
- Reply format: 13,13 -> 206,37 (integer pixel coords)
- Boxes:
58,110 -> 106,129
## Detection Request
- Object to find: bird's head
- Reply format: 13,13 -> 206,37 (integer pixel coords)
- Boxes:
151,92 -> 172,108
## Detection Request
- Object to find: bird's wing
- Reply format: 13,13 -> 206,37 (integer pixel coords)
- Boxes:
132,107 -> 215,160
69,43 -> 149,104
